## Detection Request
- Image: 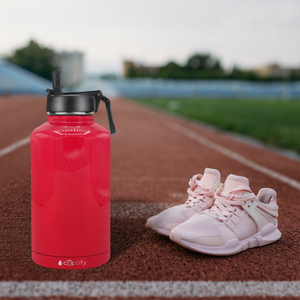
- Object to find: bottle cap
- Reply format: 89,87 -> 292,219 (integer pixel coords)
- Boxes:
46,71 -> 116,134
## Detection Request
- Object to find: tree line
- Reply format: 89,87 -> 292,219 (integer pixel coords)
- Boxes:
3,40 -> 300,81
126,54 -> 300,81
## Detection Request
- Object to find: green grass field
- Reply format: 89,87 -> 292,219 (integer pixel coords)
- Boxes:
134,98 -> 300,155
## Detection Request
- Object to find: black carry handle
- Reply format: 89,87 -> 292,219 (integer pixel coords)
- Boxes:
100,95 -> 116,135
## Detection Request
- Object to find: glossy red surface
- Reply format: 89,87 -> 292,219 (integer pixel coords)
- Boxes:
31,115 -> 110,269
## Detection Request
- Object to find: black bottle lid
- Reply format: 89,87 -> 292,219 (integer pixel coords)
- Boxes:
46,71 -> 116,134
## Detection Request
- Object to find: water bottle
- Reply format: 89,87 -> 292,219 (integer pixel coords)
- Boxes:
31,71 -> 116,269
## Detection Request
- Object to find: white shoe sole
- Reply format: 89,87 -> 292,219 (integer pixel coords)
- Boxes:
170,223 -> 281,256
145,218 -> 170,237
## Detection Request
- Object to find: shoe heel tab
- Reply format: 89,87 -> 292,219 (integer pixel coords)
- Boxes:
257,188 -> 277,205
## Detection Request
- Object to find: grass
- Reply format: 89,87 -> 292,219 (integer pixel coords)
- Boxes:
133,98 -> 300,155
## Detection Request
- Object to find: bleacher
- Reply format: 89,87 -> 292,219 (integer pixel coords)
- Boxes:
0,59 -> 50,95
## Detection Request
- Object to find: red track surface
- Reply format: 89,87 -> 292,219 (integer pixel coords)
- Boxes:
0,95 -> 300,283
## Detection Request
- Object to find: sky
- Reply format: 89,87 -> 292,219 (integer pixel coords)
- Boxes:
1,0 -> 300,75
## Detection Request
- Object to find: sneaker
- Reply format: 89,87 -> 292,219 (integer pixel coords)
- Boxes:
145,168 -> 222,236
170,174 -> 281,255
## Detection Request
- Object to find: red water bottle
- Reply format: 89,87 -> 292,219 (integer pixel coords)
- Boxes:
31,71 -> 116,269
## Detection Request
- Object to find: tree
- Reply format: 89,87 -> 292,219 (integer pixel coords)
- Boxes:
157,53 -> 224,79
185,53 -> 223,72
158,61 -> 183,79
6,40 -> 58,80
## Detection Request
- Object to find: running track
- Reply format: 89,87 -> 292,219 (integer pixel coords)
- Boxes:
0,96 -> 300,299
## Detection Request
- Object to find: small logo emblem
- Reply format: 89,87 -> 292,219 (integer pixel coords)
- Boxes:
58,259 -> 87,266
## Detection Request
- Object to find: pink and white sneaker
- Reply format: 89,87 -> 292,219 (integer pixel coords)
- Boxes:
170,174 -> 281,255
145,168 -> 222,236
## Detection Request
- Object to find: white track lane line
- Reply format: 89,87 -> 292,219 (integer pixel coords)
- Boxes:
0,136 -> 30,158
1,281 -> 300,297
166,122 -> 300,191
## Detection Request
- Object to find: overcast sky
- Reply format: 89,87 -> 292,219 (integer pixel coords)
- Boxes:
1,0 -> 299,74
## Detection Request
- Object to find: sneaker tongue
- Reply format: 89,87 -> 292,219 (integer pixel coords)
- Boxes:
197,168 -> 220,190
187,168 -> 220,208
223,174 -> 249,194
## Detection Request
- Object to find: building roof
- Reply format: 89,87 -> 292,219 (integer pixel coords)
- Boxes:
0,59 -> 51,95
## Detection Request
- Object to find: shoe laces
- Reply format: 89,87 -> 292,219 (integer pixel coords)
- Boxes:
185,174 -> 215,208
207,184 -> 255,221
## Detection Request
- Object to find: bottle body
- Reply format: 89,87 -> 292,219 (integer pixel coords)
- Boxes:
31,115 -> 110,269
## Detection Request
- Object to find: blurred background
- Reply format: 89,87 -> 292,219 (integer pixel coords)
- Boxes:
0,0 -> 299,154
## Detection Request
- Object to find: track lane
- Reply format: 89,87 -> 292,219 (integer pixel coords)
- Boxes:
0,95 -> 46,149
0,97 -> 299,283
